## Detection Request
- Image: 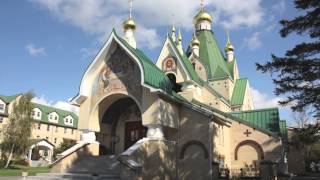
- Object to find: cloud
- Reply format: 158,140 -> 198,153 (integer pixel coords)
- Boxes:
251,87 -> 284,109
32,95 -> 79,115
271,0 -> 286,14
30,0 -> 265,48
80,47 -> 98,58
25,43 -> 46,57
209,0 -> 264,29
242,32 -> 262,50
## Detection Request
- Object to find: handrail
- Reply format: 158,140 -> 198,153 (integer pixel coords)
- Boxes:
49,141 -> 89,166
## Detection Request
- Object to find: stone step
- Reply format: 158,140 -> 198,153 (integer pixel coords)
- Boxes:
26,173 -> 120,180
66,155 -> 120,175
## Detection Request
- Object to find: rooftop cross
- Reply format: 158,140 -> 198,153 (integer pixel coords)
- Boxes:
226,29 -> 231,43
128,0 -> 133,19
200,0 -> 204,11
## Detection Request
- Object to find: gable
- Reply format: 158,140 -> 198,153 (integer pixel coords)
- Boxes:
156,37 -> 202,85
73,30 -> 172,105
156,38 -> 190,83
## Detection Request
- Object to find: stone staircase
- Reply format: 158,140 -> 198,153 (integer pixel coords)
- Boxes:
27,155 -> 121,180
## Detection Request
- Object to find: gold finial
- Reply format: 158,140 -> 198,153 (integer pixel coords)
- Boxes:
171,14 -> 176,32
178,29 -> 182,41
225,29 -> 234,52
123,0 -> 136,30
190,32 -> 200,47
194,0 -> 212,24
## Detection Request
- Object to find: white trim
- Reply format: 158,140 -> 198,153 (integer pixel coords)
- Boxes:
0,99 -> 5,114
72,31 -> 168,105
48,112 -> 59,123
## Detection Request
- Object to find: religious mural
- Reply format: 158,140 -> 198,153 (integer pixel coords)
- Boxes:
91,48 -> 142,109
162,57 -> 177,72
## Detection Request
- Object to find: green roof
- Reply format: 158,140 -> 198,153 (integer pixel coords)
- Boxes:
0,94 -> 20,104
230,108 -> 281,134
168,37 -> 202,85
32,103 -> 78,129
197,30 -> 231,79
279,120 -> 288,140
231,78 -> 248,105
114,30 -> 173,93
228,58 -> 237,79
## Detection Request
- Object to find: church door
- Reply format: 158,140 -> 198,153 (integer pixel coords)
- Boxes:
124,121 -> 147,149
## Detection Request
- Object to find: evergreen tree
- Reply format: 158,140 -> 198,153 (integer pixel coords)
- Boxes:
0,92 -> 34,168
256,0 -> 320,117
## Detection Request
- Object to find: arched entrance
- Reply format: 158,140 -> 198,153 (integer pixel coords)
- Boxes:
96,95 -> 146,155
235,140 -> 264,169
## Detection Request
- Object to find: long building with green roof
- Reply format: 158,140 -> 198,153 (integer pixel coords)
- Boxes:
0,94 -> 80,147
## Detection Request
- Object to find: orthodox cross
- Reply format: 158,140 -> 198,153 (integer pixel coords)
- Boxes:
200,0 -> 204,11
226,29 -> 231,43
244,129 -> 252,137
128,0 -> 133,18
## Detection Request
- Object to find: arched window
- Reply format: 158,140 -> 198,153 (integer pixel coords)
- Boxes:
167,73 -> 181,92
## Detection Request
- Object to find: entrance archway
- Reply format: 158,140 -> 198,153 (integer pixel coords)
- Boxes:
96,95 -> 146,155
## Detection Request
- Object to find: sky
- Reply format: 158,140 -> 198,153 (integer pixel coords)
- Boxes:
0,0 -> 305,125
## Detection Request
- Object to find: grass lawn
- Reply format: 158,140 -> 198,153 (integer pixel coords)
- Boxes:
0,165 -> 50,176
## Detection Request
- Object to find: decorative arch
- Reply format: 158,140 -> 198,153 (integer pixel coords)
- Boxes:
180,140 -> 209,159
234,140 -> 264,160
88,92 -> 142,132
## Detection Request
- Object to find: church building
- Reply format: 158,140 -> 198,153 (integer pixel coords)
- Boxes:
51,2 -> 288,179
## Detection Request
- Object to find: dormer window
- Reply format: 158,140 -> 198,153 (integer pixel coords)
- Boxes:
64,115 -> 73,126
0,100 -> 5,113
48,112 -> 59,123
32,108 -> 42,120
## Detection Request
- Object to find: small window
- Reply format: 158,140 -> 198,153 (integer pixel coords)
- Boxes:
47,124 -> 50,131
37,123 -> 41,130
49,115 -> 53,120
66,118 -> 69,123
0,104 -> 4,112
37,112 -> 41,117
54,138 -> 57,144
0,117 -> 3,123
37,135 -> 40,139
32,111 -> 35,116
70,119 -> 73,124
55,116 -> 58,120
46,136 -> 49,140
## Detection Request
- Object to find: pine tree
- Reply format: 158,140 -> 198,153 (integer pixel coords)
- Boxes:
256,0 -> 320,117
0,92 -> 34,168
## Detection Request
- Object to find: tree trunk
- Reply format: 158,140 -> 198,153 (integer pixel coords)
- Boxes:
4,144 -> 14,168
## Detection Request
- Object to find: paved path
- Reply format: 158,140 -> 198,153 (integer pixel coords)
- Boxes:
0,177 -> 22,180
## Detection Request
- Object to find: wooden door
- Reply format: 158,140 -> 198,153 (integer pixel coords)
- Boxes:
124,121 -> 147,149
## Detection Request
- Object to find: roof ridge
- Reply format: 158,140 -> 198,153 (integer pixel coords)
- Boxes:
32,102 -> 77,116
230,107 -> 279,113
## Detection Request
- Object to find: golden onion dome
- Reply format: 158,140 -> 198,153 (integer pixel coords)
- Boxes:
225,41 -> 234,52
190,35 -> 200,47
193,10 -> 213,24
123,18 -> 136,30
